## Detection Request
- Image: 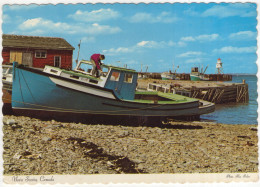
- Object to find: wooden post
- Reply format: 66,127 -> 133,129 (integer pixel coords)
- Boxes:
216,89 -> 225,103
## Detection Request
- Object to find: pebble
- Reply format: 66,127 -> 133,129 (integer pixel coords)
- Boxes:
3,115 -> 258,175
132,159 -> 145,164
42,137 -> 52,142
5,119 -> 16,125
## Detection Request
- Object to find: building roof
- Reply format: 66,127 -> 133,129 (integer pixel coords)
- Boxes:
2,34 -> 75,50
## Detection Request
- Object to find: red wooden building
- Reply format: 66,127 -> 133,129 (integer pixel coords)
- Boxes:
2,34 -> 75,69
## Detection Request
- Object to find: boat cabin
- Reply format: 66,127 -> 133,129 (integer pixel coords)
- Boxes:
191,67 -> 199,73
44,60 -> 138,100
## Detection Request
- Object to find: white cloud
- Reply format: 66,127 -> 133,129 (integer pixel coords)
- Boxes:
129,11 -> 178,23
3,14 -> 11,23
68,8 -> 120,22
129,13 -> 151,23
185,58 -> 204,64
177,41 -> 187,47
10,29 -> 46,36
184,8 -> 200,17
137,40 -> 175,48
81,36 -> 95,43
202,4 -> 256,18
103,40 -> 179,56
213,46 -> 257,53
180,34 -> 219,42
17,17 -> 121,35
196,34 -> 219,42
22,18 -> 41,28
180,36 -> 195,42
229,31 -> 256,41
87,23 -> 121,35
178,51 -> 204,58
5,4 -> 38,11
103,47 -> 135,55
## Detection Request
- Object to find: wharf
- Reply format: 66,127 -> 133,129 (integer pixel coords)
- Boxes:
138,73 -> 232,81
137,79 -> 249,104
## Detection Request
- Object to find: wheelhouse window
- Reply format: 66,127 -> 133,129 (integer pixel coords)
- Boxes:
35,50 -> 47,58
124,73 -> 133,83
101,66 -> 109,77
54,56 -> 61,67
77,62 -> 93,73
110,71 -> 120,81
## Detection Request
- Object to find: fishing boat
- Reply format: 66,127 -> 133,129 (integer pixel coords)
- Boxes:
190,66 -> 209,81
11,60 -> 215,123
2,64 -> 13,112
161,71 -> 176,80
161,63 -> 179,80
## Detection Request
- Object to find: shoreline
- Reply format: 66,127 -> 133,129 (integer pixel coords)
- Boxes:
3,115 -> 258,175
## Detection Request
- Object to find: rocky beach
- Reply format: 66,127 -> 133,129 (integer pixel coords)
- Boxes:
3,115 -> 258,175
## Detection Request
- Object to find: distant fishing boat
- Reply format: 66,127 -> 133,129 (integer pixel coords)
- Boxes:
161,64 -> 179,80
161,71 -> 176,80
11,60 -> 215,123
190,66 -> 209,81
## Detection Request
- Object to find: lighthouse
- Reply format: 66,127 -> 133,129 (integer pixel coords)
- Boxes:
216,58 -> 223,74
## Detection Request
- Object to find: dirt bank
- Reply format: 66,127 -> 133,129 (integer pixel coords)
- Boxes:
3,115 -> 258,175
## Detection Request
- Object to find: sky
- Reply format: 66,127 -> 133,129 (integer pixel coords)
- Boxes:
2,3 -> 258,74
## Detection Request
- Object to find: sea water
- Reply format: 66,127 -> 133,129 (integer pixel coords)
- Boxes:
201,75 -> 258,125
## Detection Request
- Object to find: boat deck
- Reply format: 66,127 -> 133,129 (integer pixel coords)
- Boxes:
125,91 -> 198,104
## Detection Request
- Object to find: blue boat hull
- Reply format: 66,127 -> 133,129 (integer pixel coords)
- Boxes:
12,65 -> 204,119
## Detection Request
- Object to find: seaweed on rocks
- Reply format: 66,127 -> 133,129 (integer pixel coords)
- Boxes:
66,137 -> 146,174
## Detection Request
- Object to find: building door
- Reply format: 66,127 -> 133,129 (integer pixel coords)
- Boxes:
10,51 -> 23,64
54,56 -> 61,67
22,52 -> 33,67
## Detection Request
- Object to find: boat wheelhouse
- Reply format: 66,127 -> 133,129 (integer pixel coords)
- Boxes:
44,60 -> 138,100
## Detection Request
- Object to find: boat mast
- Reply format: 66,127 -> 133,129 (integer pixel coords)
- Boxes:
203,65 -> 208,74
75,40 -> 81,65
172,61 -> 174,73
145,65 -> 148,73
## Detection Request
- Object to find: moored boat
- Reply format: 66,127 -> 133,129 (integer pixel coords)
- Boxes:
161,71 -> 176,80
2,64 -> 13,113
11,60 -> 215,123
161,64 -> 178,80
190,66 -> 209,81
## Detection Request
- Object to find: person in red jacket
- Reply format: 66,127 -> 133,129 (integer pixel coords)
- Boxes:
90,54 -> 105,77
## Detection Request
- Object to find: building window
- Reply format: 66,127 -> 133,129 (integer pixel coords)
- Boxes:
124,73 -> 133,83
54,56 -> 61,67
35,50 -> 47,58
